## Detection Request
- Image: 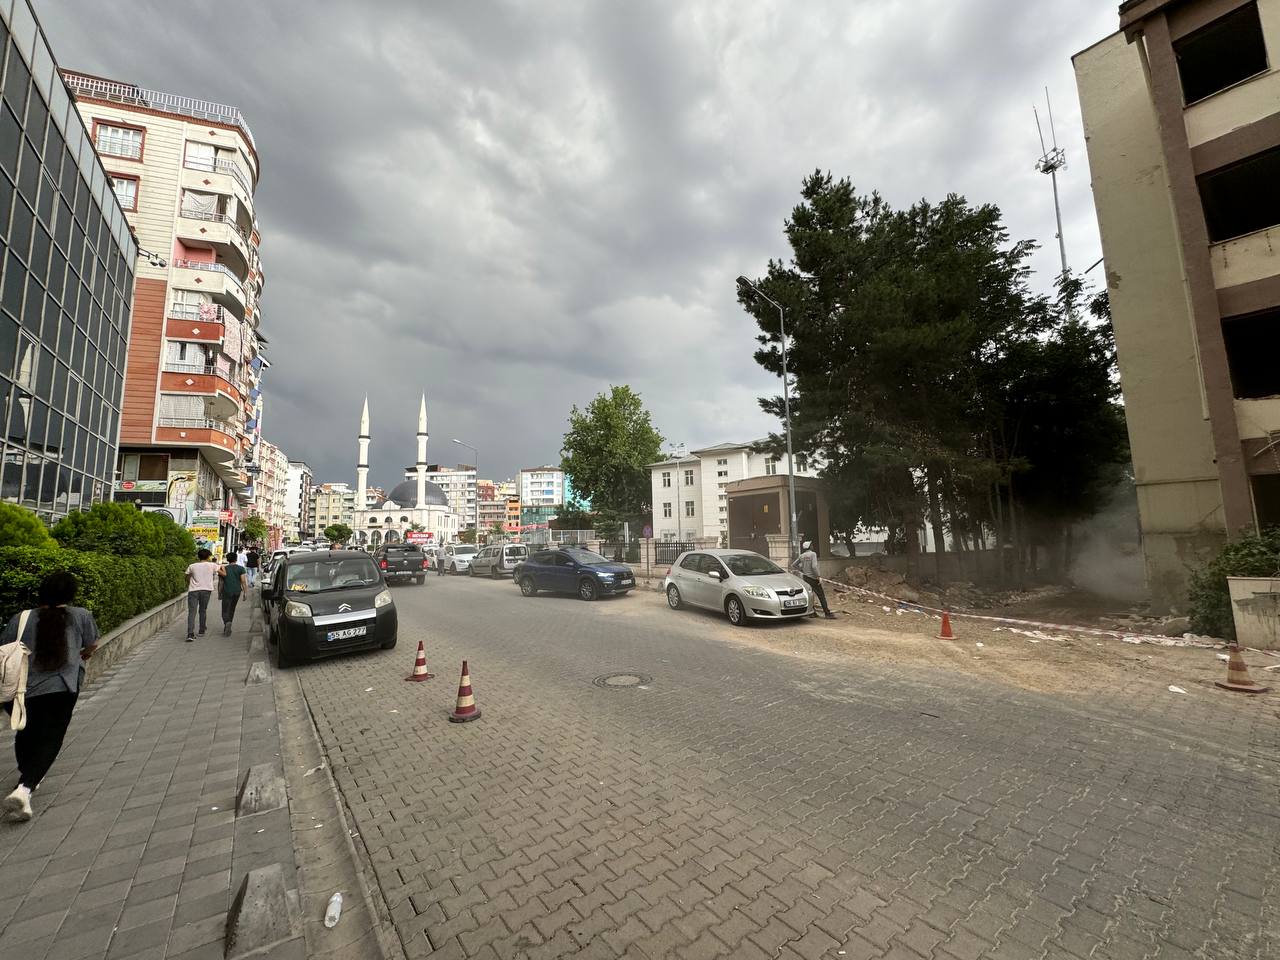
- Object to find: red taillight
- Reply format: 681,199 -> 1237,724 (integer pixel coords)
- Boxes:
379,560 -> 387,570
422,559 -> 429,569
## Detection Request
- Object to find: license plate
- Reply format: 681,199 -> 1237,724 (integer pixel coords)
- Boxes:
327,625 -> 368,641
619,579 -> 632,585
783,598 -> 807,608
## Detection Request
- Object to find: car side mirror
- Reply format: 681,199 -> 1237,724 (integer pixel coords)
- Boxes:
708,569 -> 722,580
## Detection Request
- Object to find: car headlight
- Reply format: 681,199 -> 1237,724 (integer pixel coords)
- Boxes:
742,585 -> 771,600
284,600 -> 312,618
597,573 -> 614,580
374,589 -> 392,608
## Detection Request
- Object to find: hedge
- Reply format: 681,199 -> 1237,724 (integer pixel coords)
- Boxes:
1188,528 -> 1280,642
0,546 -> 189,636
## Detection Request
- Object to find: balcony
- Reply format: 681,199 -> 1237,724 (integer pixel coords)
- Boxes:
160,366 -> 241,418
155,416 -> 239,463
171,259 -> 247,319
181,155 -> 255,195
166,302 -> 227,343
176,211 -> 251,278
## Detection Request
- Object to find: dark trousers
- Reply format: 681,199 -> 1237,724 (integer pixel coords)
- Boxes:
4,690 -> 78,788
221,592 -> 241,625
804,575 -> 831,615
187,590 -> 212,636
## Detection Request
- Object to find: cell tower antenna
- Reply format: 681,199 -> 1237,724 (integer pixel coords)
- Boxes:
1034,87 -> 1069,277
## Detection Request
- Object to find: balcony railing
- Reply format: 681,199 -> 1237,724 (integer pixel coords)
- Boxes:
63,72 -> 256,150
177,208 -> 250,243
182,156 -> 254,194
172,259 -> 245,294
168,302 -> 227,323
159,417 -> 235,433
163,361 -> 217,376
95,134 -> 142,160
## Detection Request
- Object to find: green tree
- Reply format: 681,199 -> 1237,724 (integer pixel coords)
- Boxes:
323,523 -> 353,544
550,500 -> 594,530
1188,528 -> 1280,641
0,503 -> 53,548
457,528 -> 477,544
487,521 -> 506,543
242,514 -> 269,544
561,385 -> 664,521
52,502 -> 165,557
144,511 -> 197,557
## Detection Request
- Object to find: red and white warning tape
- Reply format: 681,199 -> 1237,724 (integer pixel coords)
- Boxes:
817,576 -> 1222,649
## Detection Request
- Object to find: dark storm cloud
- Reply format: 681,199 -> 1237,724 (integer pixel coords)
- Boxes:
42,0 -> 1117,487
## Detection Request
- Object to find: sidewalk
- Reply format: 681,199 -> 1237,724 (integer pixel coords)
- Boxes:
0,603 -> 300,960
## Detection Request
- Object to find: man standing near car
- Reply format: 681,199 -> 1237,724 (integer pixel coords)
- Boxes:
793,541 -> 836,619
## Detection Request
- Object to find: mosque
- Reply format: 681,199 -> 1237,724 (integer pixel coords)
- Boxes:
351,394 -> 462,547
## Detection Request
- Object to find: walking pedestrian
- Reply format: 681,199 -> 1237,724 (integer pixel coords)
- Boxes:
245,547 -> 260,588
218,555 -> 248,636
185,548 -> 220,641
793,540 -> 836,619
1,572 -> 99,821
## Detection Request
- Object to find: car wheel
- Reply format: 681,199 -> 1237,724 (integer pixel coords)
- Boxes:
272,630 -> 292,669
520,576 -> 537,597
491,566 -> 501,580
725,595 -> 746,626
579,578 -> 598,602
468,565 -> 475,577
381,633 -> 397,650
667,585 -> 682,610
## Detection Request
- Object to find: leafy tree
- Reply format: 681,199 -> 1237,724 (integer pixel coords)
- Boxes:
144,512 -> 196,557
561,385 -> 664,521
457,528 -> 477,544
0,503 -> 53,548
1188,528 -> 1280,641
487,521 -> 506,543
242,514 -> 269,544
408,522 -> 426,533
52,502 -> 165,557
323,523 -> 353,544
550,500 -> 594,530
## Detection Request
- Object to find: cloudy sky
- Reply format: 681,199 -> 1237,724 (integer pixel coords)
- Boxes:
44,0 -> 1117,487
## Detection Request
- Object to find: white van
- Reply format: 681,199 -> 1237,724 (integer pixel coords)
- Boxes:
469,543 -> 529,578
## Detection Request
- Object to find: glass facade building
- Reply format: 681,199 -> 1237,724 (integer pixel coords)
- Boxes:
0,0 -> 138,520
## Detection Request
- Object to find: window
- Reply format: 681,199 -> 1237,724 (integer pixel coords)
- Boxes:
684,500 -> 695,517
719,506 -> 727,513
1174,3 -> 1268,105
717,470 -> 727,477
1198,146 -> 1280,243
661,471 -> 671,488
1254,475 -> 1280,531
765,458 -> 778,476
183,140 -> 215,170
684,469 -> 694,485
109,175 -> 137,212
1222,307 -> 1280,399
716,458 -> 727,466
94,122 -> 143,160
662,502 -> 671,518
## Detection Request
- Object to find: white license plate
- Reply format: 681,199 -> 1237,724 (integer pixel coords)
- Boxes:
618,579 -> 632,585
783,598 -> 807,608
327,626 -> 368,641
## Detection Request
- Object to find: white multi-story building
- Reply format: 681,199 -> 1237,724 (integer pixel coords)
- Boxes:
310,482 -> 357,539
284,461 -> 312,543
253,439 -> 290,549
423,463 -> 477,528
519,466 -> 566,528
648,442 -> 816,542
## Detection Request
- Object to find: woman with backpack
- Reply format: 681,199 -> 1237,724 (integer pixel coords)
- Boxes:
0,572 -> 100,821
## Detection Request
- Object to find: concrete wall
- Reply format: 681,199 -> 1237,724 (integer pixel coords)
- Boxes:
1075,31 -> 1229,607
84,594 -> 186,686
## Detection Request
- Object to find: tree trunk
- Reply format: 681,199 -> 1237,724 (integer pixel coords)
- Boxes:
901,468 -> 921,584
925,463 -> 947,584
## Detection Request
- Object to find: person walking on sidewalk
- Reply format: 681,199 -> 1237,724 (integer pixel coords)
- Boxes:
1,572 -> 99,821
244,547 -> 260,588
218,556 -> 248,636
185,548 -> 220,641
793,540 -> 836,619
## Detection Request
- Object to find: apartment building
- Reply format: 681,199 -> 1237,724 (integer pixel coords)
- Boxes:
648,441 -> 815,542
63,71 -> 266,537
423,462 -> 476,528
253,437 -> 288,548
0,3 -> 139,521
519,466 -> 564,528
309,481 -> 356,539
1075,0 -> 1280,604
284,459 -> 311,542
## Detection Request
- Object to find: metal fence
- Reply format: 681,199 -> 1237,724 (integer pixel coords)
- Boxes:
654,541 -> 697,565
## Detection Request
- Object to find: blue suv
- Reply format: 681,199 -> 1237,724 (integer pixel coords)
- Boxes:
514,547 -> 635,601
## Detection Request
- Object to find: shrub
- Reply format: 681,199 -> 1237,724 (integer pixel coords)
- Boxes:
143,510 -> 197,558
0,502 -> 53,548
1187,528 -> 1280,641
52,502 -> 166,557
0,546 -> 189,635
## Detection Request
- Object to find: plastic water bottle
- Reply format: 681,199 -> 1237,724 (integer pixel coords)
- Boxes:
324,892 -> 343,928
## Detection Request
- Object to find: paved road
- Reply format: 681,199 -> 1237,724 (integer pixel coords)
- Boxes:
292,573 -> 1280,960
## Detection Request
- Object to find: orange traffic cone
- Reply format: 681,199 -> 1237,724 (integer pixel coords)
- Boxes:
1214,645 -> 1270,694
449,660 -> 481,722
404,641 -> 434,682
937,610 -> 955,640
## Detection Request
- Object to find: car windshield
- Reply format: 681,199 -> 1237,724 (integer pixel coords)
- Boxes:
563,548 -> 610,565
284,557 -> 381,592
453,546 -> 477,555
722,554 -> 783,577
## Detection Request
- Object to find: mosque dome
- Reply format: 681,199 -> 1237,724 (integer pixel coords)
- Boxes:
384,479 -> 449,508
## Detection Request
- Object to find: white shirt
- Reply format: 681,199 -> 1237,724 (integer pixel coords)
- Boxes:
186,561 -> 220,592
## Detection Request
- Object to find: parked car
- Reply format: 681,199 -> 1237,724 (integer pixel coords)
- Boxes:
443,544 -> 478,574
263,550 -> 397,667
373,543 -> 429,584
470,542 -> 529,578
663,549 -> 812,626
514,547 -> 635,601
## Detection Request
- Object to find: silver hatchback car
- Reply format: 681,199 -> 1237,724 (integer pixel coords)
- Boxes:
663,549 -> 813,625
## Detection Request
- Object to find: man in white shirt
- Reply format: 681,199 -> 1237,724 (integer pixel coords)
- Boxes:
185,548 -> 221,641
792,540 -> 836,619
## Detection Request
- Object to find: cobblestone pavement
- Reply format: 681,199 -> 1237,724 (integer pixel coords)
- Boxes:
0,611 -> 301,960
295,575 -> 1280,960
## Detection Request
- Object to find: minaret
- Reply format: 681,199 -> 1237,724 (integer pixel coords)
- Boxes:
356,395 -> 371,509
415,393 -> 429,509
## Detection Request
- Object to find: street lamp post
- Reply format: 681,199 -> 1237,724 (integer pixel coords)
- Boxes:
737,276 -> 800,562
451,439 -> 479,544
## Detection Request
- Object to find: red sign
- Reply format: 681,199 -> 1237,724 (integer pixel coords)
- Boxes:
405,531 -> 433,544
219,510 -> 235,522
120,480 -> 135,490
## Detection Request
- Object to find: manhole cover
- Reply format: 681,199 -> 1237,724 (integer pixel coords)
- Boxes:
592,673 -> 653,689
